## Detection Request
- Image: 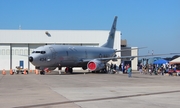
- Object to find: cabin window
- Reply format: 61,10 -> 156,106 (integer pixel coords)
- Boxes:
32,51 -> 46,54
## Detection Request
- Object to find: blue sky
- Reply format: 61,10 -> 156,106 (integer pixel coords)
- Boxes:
0,0 -> 180,56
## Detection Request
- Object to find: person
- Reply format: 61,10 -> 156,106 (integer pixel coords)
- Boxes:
113,64 -> 117,74
123,65 -> 126,73
127,66 -> 132,77
119,64 -> 122,71
118,64 -> 122,74
121,63 -> 124,73
139,64 -> 143,74
126,64 -> 130,73
161,65 -> 164,76
110,63 -> 113,74
107,64 -> 110,73
65,67 -> 68,73
58,64 -> 62,75
149,65 -> 152,75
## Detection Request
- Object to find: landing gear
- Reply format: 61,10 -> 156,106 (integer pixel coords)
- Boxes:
40,70 -> 45,75
69,67 -> 73,74
82,66 -> 87,70
91,68 -> 107,73
65,67 -> 73,74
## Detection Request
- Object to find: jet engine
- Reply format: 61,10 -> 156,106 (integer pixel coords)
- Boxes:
87,59 -> 105,71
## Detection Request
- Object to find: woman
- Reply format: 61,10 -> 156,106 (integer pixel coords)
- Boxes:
127,66 -> 132,77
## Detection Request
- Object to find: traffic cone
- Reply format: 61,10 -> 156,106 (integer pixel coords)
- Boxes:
24,69 -> 27,75
35,69 -> 39,75
2,69 -> 6,75
10,69 -> 13,75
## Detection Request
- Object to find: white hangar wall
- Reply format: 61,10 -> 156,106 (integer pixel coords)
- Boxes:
0,30 -> 120,46
0,30 -> 121,70
0,45 -> 10,69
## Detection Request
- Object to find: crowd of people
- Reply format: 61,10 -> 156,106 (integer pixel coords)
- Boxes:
107,62 -> 180,77
107,63 -> 132,77
138,63 -> 180,76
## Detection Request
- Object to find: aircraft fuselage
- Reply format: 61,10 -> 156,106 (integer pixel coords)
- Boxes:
29,45 -> 116,69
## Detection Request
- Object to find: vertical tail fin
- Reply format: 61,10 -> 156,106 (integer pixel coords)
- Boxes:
101,16 -> 118,48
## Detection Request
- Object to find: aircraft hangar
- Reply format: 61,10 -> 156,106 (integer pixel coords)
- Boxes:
0,29 -> 138,71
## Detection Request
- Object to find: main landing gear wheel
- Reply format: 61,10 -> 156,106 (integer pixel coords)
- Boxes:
69,67 -> 73,74
40,70 -> 45,75
65,67 -> 73,74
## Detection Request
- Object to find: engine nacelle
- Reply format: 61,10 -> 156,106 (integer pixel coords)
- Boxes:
87,59 -> 105,71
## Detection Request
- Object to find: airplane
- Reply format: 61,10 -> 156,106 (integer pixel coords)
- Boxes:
28,16 -> 178,75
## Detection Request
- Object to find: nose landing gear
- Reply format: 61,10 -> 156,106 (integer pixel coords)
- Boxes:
40,70 -> 45,75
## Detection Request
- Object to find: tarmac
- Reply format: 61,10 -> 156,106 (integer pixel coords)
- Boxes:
0,70 -> 180,108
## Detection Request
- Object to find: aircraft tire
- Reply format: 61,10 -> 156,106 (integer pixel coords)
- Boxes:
40,70 -> 45,75
69,67 -> 73,74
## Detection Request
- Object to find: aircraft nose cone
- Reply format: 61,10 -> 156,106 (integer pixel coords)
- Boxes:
29,56 -> 33,62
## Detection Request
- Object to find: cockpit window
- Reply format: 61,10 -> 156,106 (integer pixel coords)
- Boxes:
41,51 -> 46,54
32,51 -> 46,54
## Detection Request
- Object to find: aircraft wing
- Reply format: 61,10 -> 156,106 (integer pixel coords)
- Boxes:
81,53 -> 180,62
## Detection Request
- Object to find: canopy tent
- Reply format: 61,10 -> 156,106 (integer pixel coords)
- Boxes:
169,57 -> 180,64
153,59 -> 168,64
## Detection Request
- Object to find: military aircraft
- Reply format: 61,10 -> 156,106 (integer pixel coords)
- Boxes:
28,16 -> 178,74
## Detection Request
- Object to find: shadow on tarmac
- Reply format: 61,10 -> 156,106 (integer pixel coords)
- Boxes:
44,71 -> 109,75
14,90 -> 180,108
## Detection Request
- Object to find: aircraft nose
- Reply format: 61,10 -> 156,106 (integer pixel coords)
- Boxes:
29,56 -> 33,62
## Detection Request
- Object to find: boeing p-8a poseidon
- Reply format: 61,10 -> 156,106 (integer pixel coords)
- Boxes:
29,16 -> 120,74
28,16 -> 176,74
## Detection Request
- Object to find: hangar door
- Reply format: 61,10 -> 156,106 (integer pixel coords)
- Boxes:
11,44 -> 28,70
0,45 -> 10,70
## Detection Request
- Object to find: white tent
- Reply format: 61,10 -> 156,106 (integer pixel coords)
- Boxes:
170,57 -> 180,64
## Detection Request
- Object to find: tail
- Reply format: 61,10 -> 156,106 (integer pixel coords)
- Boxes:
101,16 -> 117,48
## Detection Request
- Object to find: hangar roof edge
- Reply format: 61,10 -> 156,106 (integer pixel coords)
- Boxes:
0,29 -> 121,32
